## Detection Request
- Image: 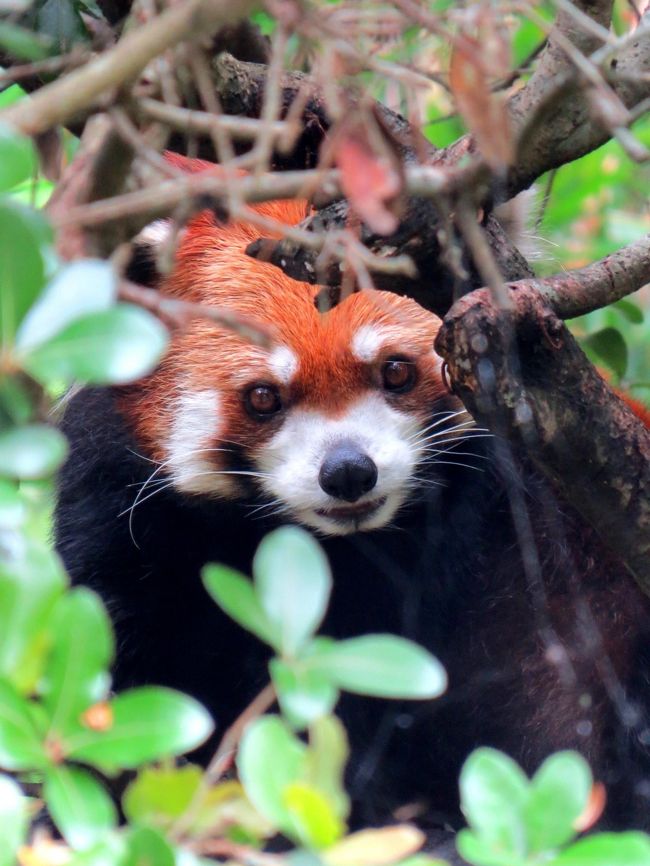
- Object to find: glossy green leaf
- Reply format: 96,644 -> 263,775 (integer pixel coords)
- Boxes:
0,538 -> 66,692
67,687 -> 214,770
0,479 -> 26,528
67,836 -> 130,866
0,774 -> 28,866
239,715 -> 306,832
41,588 -> 113,734
455,829 -> 515,866
525,751 -> 591,852
308,635 -> 446,699
24,304 -> 168,385
0,679 -> 48,769
0,124 -> 34,192
553,832 -> 650,866
459,748 -> 529,859
584,327 -> 628,379
271,658 -> 338,729
126,826 -> 175,866
0,424 -> 68,480
202,564 -> 277,647
253,526 -> 332,656
0,374 -> 34,427
17,259 -> 117,351
284,782 -> 344,848
305,715 -> 349,820
0,200 -> 51,344
44,764 -> 117,850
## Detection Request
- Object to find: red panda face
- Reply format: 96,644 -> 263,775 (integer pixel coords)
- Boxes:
121,201 -> 464,536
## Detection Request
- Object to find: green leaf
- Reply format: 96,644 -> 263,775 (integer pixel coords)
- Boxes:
253,526 -> 332,656
0,374 -> 34,427
613,299 -> 644,325
0,124 -> 34,192
284,782 -> 344,849
202,564 -> 277,647
126,826 -> 175,866
0,479 -> 26,528
67,836 -> 129,866
305,715 -> 350,820
238,715 -> 306,832
0,22 -> 54,61
308,635 -> 447,699
525,751 -> 591,852
17,259 -> 117,351
0,774 -> 28,866
0,424 -> 68,480
44,765 -> 117,850
67,686 -> 214,770
123,763 -> 203,827
584,327 -> 628,379
0,199 -> 51,345
41,588 -> 113,735
456,829 -> 516,866
0,678 -> 48,769
271,658 -> 338,729
0,538 -> 66,692
459,748 -> 529,859
24,304 -> 168,385
553,832 -> 650,866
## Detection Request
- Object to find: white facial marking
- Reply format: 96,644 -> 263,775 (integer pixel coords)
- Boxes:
267,345 -> 299,385
136,218 -> 172,246
351,325 -> 400,363
256,392 -> 425,535
166,389 -> 234,496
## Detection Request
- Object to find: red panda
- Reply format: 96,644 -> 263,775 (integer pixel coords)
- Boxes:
55,155 -> 650,857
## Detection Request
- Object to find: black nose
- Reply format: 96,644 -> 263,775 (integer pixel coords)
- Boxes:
319,441 -> 378,502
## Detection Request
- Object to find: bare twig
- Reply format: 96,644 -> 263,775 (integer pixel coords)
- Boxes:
171,682 -> 276,841
0,0 -> 257,136
139,98 -> 290,142
515,233 -> 650,319
118,280 -> 274,346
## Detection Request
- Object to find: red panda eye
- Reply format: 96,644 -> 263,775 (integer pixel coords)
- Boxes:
245,384 -> 282,418
382,358 -> 416,393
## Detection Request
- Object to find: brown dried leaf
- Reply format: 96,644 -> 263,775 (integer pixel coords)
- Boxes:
18,839 -> 71,866
449,41 -> 514,169
324,825 -> 425,866
333,112 -> 404,236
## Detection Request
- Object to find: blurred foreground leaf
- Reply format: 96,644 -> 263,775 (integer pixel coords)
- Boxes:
0,424 -> 68,480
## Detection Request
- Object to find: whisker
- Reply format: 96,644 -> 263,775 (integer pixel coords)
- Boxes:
407,420 -> 479,445
426,458 -> 485,473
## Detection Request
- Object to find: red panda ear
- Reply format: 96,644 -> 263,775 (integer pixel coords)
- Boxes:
126,219 -> 174,288
126,154 -> 238,287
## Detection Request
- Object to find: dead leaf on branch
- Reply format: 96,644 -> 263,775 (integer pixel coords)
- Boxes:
327,107 -> 405,236
449,7 -> 514,170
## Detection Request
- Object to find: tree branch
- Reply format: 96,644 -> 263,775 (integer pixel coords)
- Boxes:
515,233 -> 650,320
435,288 -> 650,593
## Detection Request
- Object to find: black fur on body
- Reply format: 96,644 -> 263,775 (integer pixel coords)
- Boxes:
55,386 -> 650,852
